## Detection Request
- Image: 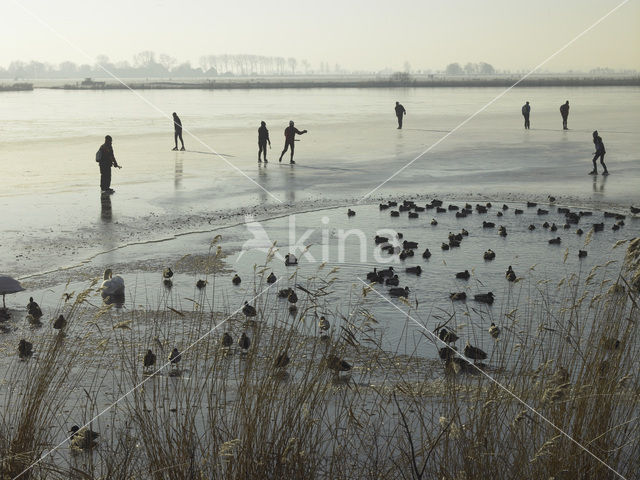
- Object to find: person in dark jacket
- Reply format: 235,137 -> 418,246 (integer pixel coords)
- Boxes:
589,130 -> 608,175
172,112 -> 185,151
258,121 -> 271,163
278,121 -> 307,164
96,135 -> 120,194
521,101 -> 531,129
560,101 -> 570,130
395,101 -> 406,129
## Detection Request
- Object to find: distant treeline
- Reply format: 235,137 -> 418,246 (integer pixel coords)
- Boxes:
1,51 -> 637,79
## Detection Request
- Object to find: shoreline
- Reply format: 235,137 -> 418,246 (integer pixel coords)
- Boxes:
3,76 -> 640,92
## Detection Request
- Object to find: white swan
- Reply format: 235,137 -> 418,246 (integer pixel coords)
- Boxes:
101,268 -> 125,298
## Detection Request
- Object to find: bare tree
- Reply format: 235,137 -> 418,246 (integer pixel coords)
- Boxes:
287,57 -> 297,74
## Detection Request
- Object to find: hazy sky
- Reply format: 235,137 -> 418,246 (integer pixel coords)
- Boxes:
3,0 -> 639,71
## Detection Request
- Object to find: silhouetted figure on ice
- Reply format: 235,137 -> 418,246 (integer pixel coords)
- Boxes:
521,101 -> 530,129
589,130 -> 608,176
395,101 -> 406,129
279,121 -> 307,164
172,112 -> 185,151
560,101 -> 570,130
258,121 -> 271,163
96,135 -> 120,194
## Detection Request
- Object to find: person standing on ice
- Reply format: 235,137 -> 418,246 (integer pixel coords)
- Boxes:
395,101 -> 406,129
279,121 -> 307,164
589,130 -> 608,176
172,112 -> 185,151
96,135 -> 120,194
560,101 -> 570,130
258,121 -> 271,163
521,101 -> 531,129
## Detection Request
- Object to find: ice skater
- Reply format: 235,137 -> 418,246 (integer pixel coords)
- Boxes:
560,101 -> 570,130
258,121 -> 271,163
172,112 -> 185,151
589,130 -> 608,175
395,101 -> 406,129
96,135 -> 120,194
279,121 -> 307,164
521,101 -> 531,129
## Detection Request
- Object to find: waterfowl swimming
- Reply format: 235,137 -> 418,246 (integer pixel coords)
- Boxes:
396,233 -> 404,239
578,250 -> 587,258
496,211 -> 503,217
441,243 -> 450,251
448,205 -> 459,211
482,221 -> 495,229
399,250 -> 409,261
287,291 -> 298,304
289,304 -> 298,314
514,209 -> 523,215
101,269 -> 125,299
464,342 -> 487,363
403,240 -> 418,250
319,316 -> 330,331
238,332 -> 251,352
431,219 -> 438,226
483,249 -> 496,260
528,224 -> 536,231
284,254 -> 298,265
221,332 -> 233,348
474,292 -> 494,304
169,348 -> 181,368
449,292 -> 466,301
414,206 -> 425,212
267,272 -> 277,284
558,207 -> 570,214
143,349 -> 156,372
526,201 -> 537,208
455,211 -> 467,218
502,204 -> 509,210
431,199 -> 443,207
69,425 -> 99,451
449,240 -> 461,249
548,196 -> 556,203
548,237 -> 561,245
242,301 -> 257,317
438,345 -> 457,361
550,223 -> 558,232
399,204 -> 411,212
390,210 -> 400,217
405,266 -> 422,275
631,206 -> 640,214
489,322 -> 501,339
196,279 -> 207,289
53,314 -> 66,330
537,208 -> 549,215
455,270 -> 470,280
278,288 -> 294,298
436,207 -> 447,213
385,275 -> 400,286
438,327 -> 459,344
389,286 -> 409,298
18,339 -> 33,359
162,267 -> 173,288
232,274 -> 241,285
612,224 -> 620,231
347,209 -> 356,217
274,351 -> 290,369
380,267 -> 395,278
27,297 -> 43,320
408,212 -> 419,219
506,266 -> 516,282
422,248 -> 431,259
379,203 -> 389,210
366,268 -> 379,281
374,235 -> 389,244
460,229 -> 469,236
475,205 -> 488,214
326,354 -> 352,376
593,223 -> 604,232
388,201 -> 398,207
486,202 -> 492,208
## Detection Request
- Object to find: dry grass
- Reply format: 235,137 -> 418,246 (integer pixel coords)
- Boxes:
1,238 -> 639,479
